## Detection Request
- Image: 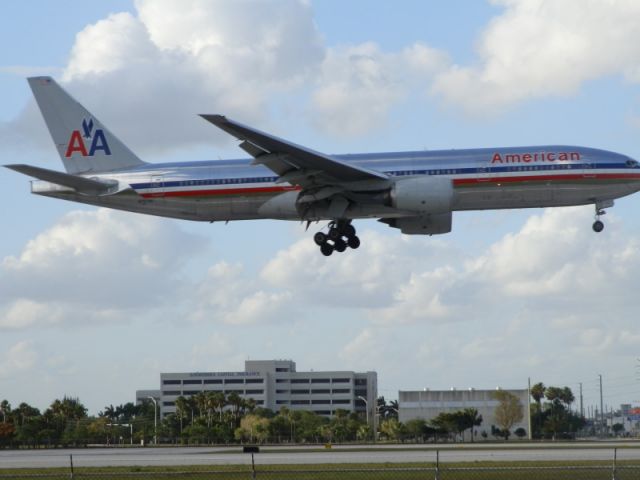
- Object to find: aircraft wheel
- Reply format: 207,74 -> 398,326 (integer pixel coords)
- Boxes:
334,239 -> 347,252
320,243 -> 334,256
347,236 -> 361,249
328,227 -> 341,241
314,232 -> 328,246
343,224 -> 356,238
592,220 -> 604,233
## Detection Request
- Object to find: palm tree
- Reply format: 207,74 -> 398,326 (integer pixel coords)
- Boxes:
210,392 -> 226,422
175,396 -> 189,433
0,400 -> 10,423
16,403 -> 39,426
193,392 -> 208,420
243,398 -> 257,415
102,405 -> 118,423
531,383 -> 546,408
227,392 -> 243,424
560,387 -> 575,408
462,408 -> 483,442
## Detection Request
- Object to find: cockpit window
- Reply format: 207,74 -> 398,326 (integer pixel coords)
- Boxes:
626,159 -> 639,168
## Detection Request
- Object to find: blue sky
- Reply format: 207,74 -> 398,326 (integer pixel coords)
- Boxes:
3,0 -> 640,417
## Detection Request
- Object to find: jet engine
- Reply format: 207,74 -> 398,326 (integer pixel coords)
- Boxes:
387,176 -> 454,214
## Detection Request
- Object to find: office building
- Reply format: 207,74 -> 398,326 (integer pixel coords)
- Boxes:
137,359 -> 377,422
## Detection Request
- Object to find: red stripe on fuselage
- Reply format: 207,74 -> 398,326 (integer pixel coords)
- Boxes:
138,172 -> 640,199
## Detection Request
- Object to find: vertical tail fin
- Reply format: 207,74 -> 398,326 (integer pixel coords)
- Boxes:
27,76 -> 146,174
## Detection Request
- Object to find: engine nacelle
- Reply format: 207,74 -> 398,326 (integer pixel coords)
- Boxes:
257,190 -> 300,219
381,213 -> 452,235
389,177 -> 453,214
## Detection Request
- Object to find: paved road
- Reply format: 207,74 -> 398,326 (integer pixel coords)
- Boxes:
2,444 -> 640,469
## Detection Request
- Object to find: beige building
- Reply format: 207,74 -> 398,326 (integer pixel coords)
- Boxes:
399,388 -> 530,439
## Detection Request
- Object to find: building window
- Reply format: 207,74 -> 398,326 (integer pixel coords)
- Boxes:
204,379 -> 222,384
311,378 -> 330,383
291,389 -> 310,395
311,399 -> 330,404
291,379 -> 310,384
183,390 -> 200,395
332,399 -> 350,405
225,379 -> 244,384
291,400 -> 310,405
224,390 -> 244,394
276,400 -> 289,405
245,390 -> 264,395
276,379 -> 289,383
163,380 -> 180,385
183,380 -> 202,385
332,378 -> 350,383
332,389 -> 350,394
245,378 -> 264,384
256,400 -> 264,405
311,389 -> 330,394
162,391 -> 181,396
276,367 -> 289,372
355,379 -> 367,386
355,390 -> 367,397
276,390 -> 289,394
162,402 -> 175,407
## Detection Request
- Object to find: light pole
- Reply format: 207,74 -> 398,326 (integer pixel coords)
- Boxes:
146,396 -> 157,445
357,396 -> 370,440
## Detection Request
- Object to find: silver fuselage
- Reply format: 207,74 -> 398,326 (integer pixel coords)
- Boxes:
32,145 -> 640,222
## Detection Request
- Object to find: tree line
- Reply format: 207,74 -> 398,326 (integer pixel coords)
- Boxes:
0,383 -> 585,447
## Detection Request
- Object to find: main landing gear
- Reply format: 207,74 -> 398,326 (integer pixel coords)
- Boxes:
592,200 -> 614,233
313,220 -> 360,256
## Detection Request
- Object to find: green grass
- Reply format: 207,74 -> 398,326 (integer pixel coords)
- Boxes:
1,461 -> 640,480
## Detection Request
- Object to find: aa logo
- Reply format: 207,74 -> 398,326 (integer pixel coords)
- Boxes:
65,118 -> 111,158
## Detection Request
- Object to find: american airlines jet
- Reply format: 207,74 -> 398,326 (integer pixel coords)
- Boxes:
7,77 -> 640,255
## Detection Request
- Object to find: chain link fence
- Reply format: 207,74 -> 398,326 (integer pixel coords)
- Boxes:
1,449 -> 640,480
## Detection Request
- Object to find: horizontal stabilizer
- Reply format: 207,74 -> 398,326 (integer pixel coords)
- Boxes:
5,164 -> 117,195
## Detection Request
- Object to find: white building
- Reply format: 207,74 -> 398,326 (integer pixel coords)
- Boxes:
137,359 -> 377,422
399,388 -> 530,439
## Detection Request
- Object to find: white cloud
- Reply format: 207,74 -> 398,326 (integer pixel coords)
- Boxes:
54,0 -> 325,154
432,0 -> 640,115
310,42 -> 448,136
0,208 -> 206,329
0,341 -> 38,378
188,261 -> 294,325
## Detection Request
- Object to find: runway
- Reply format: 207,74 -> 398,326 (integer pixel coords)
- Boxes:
2,444 -> 640,469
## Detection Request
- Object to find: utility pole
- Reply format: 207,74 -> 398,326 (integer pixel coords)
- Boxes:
599,374 -> 604,437
527,377 -> 532,440
579,383 -> 584,418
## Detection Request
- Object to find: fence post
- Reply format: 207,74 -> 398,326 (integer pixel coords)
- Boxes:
251,452 -> 256,479
612,448 -> 617,480
69,454 -> 74,480
434,449 -> 439,480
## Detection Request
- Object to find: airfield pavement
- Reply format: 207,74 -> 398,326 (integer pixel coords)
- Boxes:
2,442 -> 640,469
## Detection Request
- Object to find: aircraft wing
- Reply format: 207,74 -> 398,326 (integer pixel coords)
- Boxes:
200,114 -> 389,186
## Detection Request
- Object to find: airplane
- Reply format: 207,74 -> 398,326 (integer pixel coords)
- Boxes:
6,76 -> 640,256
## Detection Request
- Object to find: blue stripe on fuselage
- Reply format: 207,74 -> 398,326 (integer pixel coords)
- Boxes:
129,162 -> 637,191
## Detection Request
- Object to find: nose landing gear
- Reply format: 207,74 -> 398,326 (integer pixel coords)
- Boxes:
314,220 -> 360,256
592,200 -> 614,233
